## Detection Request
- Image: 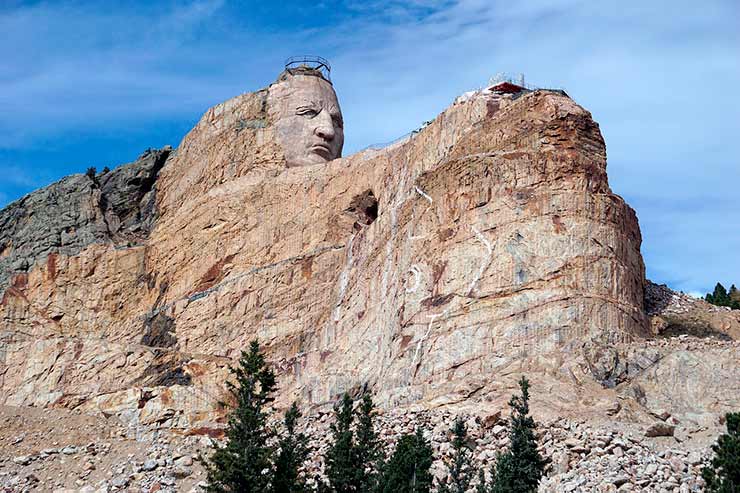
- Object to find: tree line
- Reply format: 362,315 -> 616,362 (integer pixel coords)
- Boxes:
705,282 -> 740,310
202,341 -> 544,493
203,341 -> 739,492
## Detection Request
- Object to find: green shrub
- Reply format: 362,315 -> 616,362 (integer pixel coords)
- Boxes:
702,412 -> 740,492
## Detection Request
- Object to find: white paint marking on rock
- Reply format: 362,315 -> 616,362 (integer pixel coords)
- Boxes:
412,308 -> 450,377
467,225 -> 493,296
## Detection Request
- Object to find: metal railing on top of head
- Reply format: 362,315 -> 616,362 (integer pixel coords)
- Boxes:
284,56 -> 332,81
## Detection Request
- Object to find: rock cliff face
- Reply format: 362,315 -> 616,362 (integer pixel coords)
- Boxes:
0,76 -> 736,432
0,149 -> 170,299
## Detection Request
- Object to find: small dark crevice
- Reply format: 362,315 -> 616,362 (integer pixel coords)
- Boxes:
138,389 -> 155,408
345,190 -> 379,231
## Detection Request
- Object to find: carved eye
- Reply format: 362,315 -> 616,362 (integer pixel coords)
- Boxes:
296,107 -> 319,117
332,114 -> 344,128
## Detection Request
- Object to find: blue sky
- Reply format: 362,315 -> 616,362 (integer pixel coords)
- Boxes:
1,0 -> 738,295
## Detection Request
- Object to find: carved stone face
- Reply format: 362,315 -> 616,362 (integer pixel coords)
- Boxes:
270,74 -> 344,167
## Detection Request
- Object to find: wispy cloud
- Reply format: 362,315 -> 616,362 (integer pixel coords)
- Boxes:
0,0 -> 245,149
1,165 -> 43,188
0,0 -> 738,294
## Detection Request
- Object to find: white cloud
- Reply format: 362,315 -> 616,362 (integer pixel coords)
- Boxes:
0,0 -> 738,293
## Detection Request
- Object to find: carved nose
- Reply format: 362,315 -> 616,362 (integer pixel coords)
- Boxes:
315,114 -> 335,141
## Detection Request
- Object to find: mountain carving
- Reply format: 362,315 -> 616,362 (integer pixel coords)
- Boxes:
1,73 -> 737,434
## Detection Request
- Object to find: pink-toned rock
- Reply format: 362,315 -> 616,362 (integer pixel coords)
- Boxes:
6,71 -> 734,431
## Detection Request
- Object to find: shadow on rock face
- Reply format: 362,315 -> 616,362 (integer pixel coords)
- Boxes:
141,311 -> 177,348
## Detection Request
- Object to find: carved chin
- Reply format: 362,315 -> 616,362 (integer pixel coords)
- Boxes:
287,152 -> 333,167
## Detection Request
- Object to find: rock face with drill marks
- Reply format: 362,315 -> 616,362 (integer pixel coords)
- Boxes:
0,74 -> 697,431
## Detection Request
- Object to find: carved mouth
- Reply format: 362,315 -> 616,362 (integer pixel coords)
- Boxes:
310,144 -> 332,159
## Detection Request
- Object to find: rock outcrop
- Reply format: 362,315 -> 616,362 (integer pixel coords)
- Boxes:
645,280 -> 740,340
0,74 -> 736,436
0,148 -> 171,300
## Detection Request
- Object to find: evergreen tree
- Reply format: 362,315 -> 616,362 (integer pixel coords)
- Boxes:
730,285 -> 740,310
324,391 -> 383,493
487,377 -> 546,493
475,470 -> 488,493
354,392 -> 382,492
273,402 -> 310,493
702,412 -> 740,492
437,417 -> 475,493
325,393 -> 356,492
377,428 -> 434,493
715,283 -> 730,304
204,340 -> 277,492
706,283 -> 740,310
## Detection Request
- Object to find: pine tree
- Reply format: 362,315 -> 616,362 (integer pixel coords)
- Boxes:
438,417 -> 475,493
204,340 -> 277,492
715,283 -> 730,304
706,283 -> 740,310
487,377 -> 546,493
702,412 -> 740,492
354,392 -> 382,492
325,393 -> 358,493
377,428 -> 434,493
273,402 -> 310,493
475,470 -> 488,493
729,285 -> 740,310
324,391 -> 383,493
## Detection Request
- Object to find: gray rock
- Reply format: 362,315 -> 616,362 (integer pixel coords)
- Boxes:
111,476 -> 130,488
172,466 -> 192,478
141,459 -> 158,472
175,455 -> 193,467
645,422 -> 676,438
0,147 -> 171,297
12,455 -> 31,465
686,451 -> 703,465
643,463 -> 658,476
613,475 -> 631,486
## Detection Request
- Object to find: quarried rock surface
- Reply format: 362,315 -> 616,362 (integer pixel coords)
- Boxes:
0,72 -> 736,440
